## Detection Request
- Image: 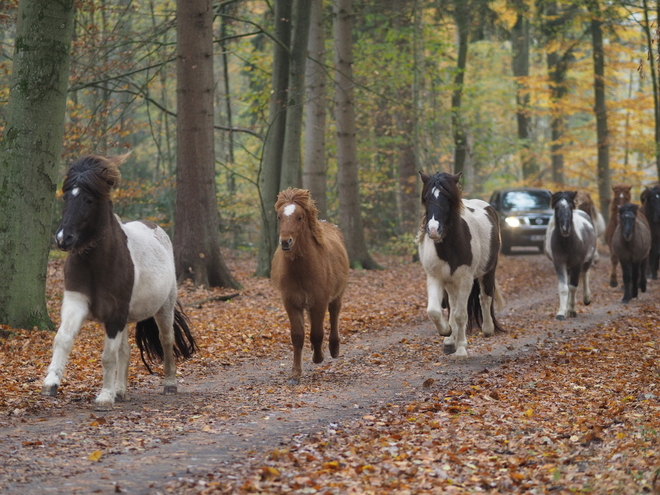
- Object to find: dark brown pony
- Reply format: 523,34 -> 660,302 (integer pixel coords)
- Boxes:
604,184 -> 632,287
640,184 -> 660,279
271,188 -> 350,385
611,203 -> 651,303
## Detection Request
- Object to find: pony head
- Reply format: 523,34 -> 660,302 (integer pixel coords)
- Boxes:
641,185 -> 660,223
56,154 -> 128,252
418,171 -> 462,242
611,184 -> 631,207
618,203 -> 639,242
551,191 -> 577,238
275,188 -> 324,252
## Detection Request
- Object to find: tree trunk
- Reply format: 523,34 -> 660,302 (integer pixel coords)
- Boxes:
587,0 -> 611,221
0,0 -> 75,330
174,0 -> 239,289
642,0 -> 660,178
547,49 -> 566,186
280,0 -> 313,190
333,0 -> 380,270
255,0 -> 293,277
303,0 -> 328,218
512,12 -> 537,181
451,0 -> 469,177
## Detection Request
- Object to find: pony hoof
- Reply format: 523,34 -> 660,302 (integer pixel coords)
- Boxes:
288,377 -> 300,386
41,385 -> 58,397
556,314 -> 565,321
312,352 -> 324,364
569,311 -> 577,318
609,281 -> 618,288
94,401 -> 114,411
329,342 -> 340,359
621,298 -> 630,304
115,392 -> 127,402
443,344 -> 456,355
163,385 -> 177,395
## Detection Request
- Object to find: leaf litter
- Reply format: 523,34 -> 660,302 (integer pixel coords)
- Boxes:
0,248 -> 658,494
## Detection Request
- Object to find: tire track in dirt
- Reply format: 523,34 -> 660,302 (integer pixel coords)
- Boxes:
0,250 -> 652,494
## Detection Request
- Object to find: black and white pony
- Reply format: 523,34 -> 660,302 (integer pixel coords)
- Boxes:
611,203 -> 651,303
42,154 -> 197,410
544,191 -> 597,320
641,185 -> 660,280
417,172 -> 504,357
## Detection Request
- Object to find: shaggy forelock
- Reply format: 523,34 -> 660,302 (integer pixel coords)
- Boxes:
63,154 -> 127,199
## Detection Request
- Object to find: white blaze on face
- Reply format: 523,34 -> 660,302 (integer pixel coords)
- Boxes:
72,187 -> 80,197
427,214 -> 440,237
432,187 -> 440,199
283,204 -> 296,217
56,230 -> 64,242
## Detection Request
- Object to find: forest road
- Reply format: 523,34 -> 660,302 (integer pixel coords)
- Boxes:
0,250 -> 643,494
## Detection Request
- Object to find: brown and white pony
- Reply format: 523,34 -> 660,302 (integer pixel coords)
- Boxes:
611,203 -> 651,303
416,171 -> 504,358
42,155 -> 197,410
605,184 -> 632,287
544,191 -> 597,320
271,188 -> 350,385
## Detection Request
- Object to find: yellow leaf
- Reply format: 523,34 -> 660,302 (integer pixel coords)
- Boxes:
88,450 -> 103,462
524,408 -> 533,417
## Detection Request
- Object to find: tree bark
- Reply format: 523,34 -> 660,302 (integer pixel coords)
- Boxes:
280,0 -> 313,190
303,0 -> 328,218
512,12 -> 537,181
586,0 -> 611,221
333,0 -> 380,269
174,0 -> 239,289
255,0 -> 293,277
642,0 -> 660,178
0,0 -> 75,330
451,0 -> 469,177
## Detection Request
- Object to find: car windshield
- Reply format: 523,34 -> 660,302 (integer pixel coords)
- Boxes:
502,191 -> 550,211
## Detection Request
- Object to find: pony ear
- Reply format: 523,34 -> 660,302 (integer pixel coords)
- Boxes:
642,188 -> 649,202
451,171 -> 463,183
418,171 -> 431,184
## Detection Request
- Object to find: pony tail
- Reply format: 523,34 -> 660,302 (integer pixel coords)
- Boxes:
172,303 -> 198,359
466,280 -> 506,334
135,317 -> 162,374
135,303 -> 197,374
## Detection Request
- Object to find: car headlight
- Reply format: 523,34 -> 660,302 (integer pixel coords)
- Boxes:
505,217 -> 521,228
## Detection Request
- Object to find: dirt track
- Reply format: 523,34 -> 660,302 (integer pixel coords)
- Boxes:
0,248 -> 649,494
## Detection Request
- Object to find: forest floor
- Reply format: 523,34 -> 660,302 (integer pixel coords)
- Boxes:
0,245 -> 658,494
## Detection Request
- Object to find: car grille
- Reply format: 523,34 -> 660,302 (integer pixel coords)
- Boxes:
528,216 -> 550,226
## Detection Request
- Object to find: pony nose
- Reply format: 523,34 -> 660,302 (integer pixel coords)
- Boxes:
56,229 -> 75,251
280,237 -> 294,251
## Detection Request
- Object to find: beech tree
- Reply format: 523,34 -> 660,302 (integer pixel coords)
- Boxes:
174,0 -> 239,289
0,0 -> 75,330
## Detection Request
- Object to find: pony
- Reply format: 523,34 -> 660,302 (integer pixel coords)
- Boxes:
416,171 -> 504,358
270,188 -> 350,385
611,203 -> 651,303
640,184 -> 660,280
576,190 -> 606,239
42,155 -> 197,410
544,191 -> 597,320
604,183 -> 632,287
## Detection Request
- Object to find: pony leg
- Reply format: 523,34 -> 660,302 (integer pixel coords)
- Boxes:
621,261 -> 632,303
582,267 -> 592,306
308,306 -> 325,364
96,325 -> 126,410
115,327 -> 130,401
426,276 -> 450,336
286,306 -> 305,385
631,262 -> 640,299
42,291 -> 89,396
445,282 -> 471,357
609,253 -> 619,287
640,258 -> 648,293
328,298 -> 342,359
554,265 -> 569,320
155,308 -> 177,394
567,267 -> 581,318
478,274 -> 496,337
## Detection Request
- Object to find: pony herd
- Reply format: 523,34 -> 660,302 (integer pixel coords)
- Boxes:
40,155 -> 659,410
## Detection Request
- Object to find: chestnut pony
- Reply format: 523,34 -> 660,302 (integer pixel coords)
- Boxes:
604,184 -> 632,287
271,188 -> 350,385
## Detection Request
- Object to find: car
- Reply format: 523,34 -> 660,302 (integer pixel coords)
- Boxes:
488,187 -> 553,254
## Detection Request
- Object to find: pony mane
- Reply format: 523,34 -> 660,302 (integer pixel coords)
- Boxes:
275,188 -> 325,245
63,154 -> 129,199
421,172 -> 463,212
551,190 -> 577,208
